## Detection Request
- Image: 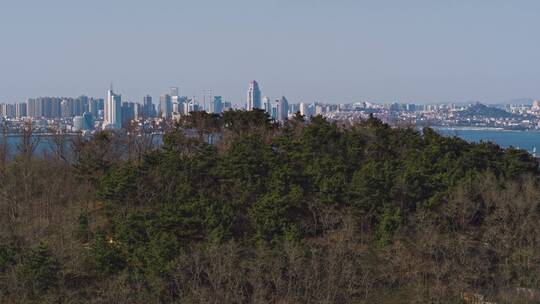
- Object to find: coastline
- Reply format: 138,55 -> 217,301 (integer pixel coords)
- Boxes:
433,126 -> 540,132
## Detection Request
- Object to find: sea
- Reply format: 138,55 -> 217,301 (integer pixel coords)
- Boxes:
2,135 -> 70,156
435,127 -> 540,154
3,128 -> 540,157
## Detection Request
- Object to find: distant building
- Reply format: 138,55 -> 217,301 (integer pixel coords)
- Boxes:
533,100 -> 540,111
223,101 -> 232,112
0,104 -> 16,118
16,103 -> 27,118
82,112 -> 94,130
142,95 -> 155,118
315,104 -> 324,116
406,103 -> 416,112
88,98 -> 98,119
269,97 -> 289,121
121,102 -> 136,126
270,99 -> 279,120
159,94 -> 173,118
300,102 -> 309,117
73,116 -> 84,131
278,96 -> 289,121
211,96 -> 223,114
247,80 -> 261,110
26,99 -> 36,118
104,86 -> 122,129
61,99 -> 71,118
263,96 -> 271,115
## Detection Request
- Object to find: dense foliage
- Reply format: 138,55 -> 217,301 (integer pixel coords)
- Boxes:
1,111 -> 540,303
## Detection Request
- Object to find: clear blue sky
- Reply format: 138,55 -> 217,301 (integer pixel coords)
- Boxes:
1,0 -> 539,104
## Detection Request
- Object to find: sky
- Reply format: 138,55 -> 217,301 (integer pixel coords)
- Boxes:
1,0 -> 540,104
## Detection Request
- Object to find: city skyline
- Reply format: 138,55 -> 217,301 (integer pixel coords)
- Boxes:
2,1 -> 540,104
1,81 -> 540,107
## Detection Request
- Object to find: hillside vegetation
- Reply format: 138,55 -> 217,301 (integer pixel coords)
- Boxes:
1,110 -> 540,303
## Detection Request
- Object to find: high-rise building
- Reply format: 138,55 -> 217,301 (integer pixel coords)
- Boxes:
268,97 -> 289,122
121,102 -> 136,126
133,103 -> 141,120
82,112 -> 94,130
533,100 -> 540,111
16,103 -> 27,118
315,104 -> 324,116
74,95 -> 88,116
97,98 -> 105,113
89,98 -> 99,119
51,98 -> 62,118
142,95 -> 155,118
159,94 -> 173,119
73,116 -> 84,131
270,99 -> 279,120
42,98 -> 52,118
172,95 -> 181,114
26,99 -> 36,118
34,98 -> 44,117
247,80 -> 261,110
178,96 -> 189,115
223,101 -> 232,112
263,96 -> 271,115
210,96 -> 223,114
299,102 -> 307,117
278,96 -> 289,122
0,104 -> 16,118
170,87 -> 179,97
61,99 -> 72,118
183,99 -> 199,114
104,86 -> 122,129
289,103 -> 299,115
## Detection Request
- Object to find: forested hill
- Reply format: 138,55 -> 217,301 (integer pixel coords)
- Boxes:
459,102 -> 517,118
1,110 -> 540,303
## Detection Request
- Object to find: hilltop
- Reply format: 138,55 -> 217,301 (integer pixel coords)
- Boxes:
459,102 -> 517,118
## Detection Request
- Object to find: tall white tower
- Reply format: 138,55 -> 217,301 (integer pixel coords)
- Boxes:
263,96 -> 271,115
278,96 -> 289,122
105,85 -> 122,129
246,80 -> 261,110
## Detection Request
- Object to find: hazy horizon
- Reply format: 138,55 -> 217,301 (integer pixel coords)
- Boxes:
1,0 -> 540,104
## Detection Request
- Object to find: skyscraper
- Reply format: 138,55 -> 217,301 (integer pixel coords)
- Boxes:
89,98 -> 99,119
16,103 -> 27,118
142,95 -> 155,118
82,112 -> 94,130
263,96 -> 271,115
211,96 -> 223,114
172,95 -> 182,114
278,96 -> 289,122
26,99 -> 36,118
247,80 -> 261,110
159,94 -> 173,119
104,86 -> 122,129
0,104 -> 16,118
73,116 -> 84,131
299,102 -> 307,117
269,96 -> 289,122
121,102 -> 136,125
270,99 -> 279,120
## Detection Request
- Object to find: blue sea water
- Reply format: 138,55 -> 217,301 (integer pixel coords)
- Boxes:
3,129 -> 540,157
3,136 -> 64,156
435,128 -> 540,154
